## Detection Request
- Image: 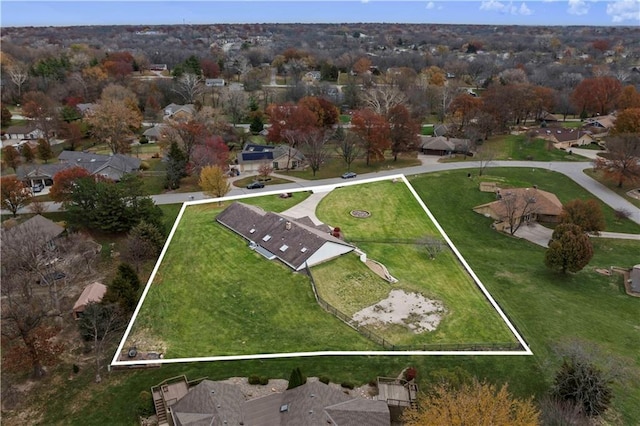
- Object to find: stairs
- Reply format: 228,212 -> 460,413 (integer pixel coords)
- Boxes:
152,390 -> 169,425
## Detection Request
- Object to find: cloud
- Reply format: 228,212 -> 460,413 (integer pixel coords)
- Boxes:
480,0 -> 507,12
567,0 -> 589,15
519,2 -> 532,15
426,1 -> 435,9
480,0 -> 533,15
606,0 -> 640,23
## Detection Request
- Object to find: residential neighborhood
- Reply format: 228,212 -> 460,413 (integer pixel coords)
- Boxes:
1,8 -> 640,426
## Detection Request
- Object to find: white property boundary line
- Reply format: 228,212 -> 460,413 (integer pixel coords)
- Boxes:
112,174 -> 531,367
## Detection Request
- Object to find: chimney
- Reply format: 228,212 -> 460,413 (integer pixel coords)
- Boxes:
285,221 -> 292,230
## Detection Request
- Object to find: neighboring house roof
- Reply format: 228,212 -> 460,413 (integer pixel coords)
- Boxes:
2,214 -> 65,244
324,398 -> 391,426
72,282 -> 107,314
216,202 -> 354,271
143,125 -> 167,139
432,124 -> 449,137
539,111 -> 559,122
171,381 -> 245,426
16,163 -> 68,180
58,151 -> 141,180
473,188 -> 563,221
205,78 -> 225,87
532,128 -> 594,144
170,379 -> 390,426
585,115 -> 616,129
5,124 -> 41,136
75,103 -> 95,115
237,144 -> 305,164
164,103 -> 196,118
419,136 -> 470,152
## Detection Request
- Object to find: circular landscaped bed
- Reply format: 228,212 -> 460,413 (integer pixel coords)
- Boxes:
350,210 -> 371,218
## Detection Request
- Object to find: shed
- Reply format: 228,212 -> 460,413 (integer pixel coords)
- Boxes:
72,282 -> 107,319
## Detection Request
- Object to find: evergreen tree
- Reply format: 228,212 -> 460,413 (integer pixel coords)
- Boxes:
287,367 -> 307,390
544,223 -> 593,274
165,141 -> 187,189
103,263 -> 141,314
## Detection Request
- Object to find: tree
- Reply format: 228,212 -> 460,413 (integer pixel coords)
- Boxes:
59,121 -> 84,151
49,166 -> 91,203
335,131 -> 362,171
21,91 -> 58,144
594,134 -> 640,188
552,356 -> 613,417
361,85 -> 408,116
102,263 -> 141,314
163,120 -> 206,162
560,199 -> 605,235
78,302 -> 125,383
616,85 -> 640,110
1,176 -> 31,217
571,77 -> 622,116
249,114 -> 264,134
298,96 -> 339,128
165,141 -> 188,189
199,165 -> 230,201
8,62 -> 29,98
257,162 -> 274,181
2,145 -> 21,171
387,104 -> 420,161
87,99 -> 142,154
402,379 -> 539,426
224,90 -> 246,127
612,108 -> 640,134
1,324 -> 64,379
1,105 -> 12,127
36,139 -> 53,163
299,128 -> 331,176
21,144 -> 35,163
122,221 -> 165,272
498,188 -> 540,235
475,145 -> 496,176
449,93 -> 483,131
351,109 -> 390,165
287,367 -> 307,390
188,136 -> 229,176
172,73 -> 204,103
544,223 -> 593,274
265,103 -> 317,144
416,236 -> 445,260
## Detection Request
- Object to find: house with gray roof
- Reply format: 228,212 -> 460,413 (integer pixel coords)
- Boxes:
216,202 -> 354,271
143,124 -> 168,142
4,124 -> 46,141
163,103 -> 196,121
419,136 -> 471,156
57,151 -> 141,181
237,143 -> 305,172
162,379 -> 390,426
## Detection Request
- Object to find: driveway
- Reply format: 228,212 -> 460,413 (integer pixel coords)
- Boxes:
514,223 -> 553,247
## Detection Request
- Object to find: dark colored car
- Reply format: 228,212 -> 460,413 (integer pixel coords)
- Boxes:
246,181 -> 265,189
341,171 -> 357,179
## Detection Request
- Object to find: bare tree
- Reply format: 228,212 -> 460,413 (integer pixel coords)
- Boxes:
499,188 -> 540,235
223,90 -> 246,127
416,236 -> 446,259
78,302 -> 126,383
8,63 -> 29,99
172,73 -> 204,103
299,128 -> 331,177
361,85 -> 408,116
475,145 -> 497,176
335,131 -> 362,171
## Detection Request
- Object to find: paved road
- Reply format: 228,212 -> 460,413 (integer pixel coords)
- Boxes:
5,160 -> 640,226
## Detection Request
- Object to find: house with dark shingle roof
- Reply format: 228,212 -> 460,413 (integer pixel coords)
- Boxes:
4,124 -> 46,140
237,143 -> 305,172
530,128 -> 594,150
164,379 -> 390,426
419,136 -> 471,156
57,151 -> 141,181
216,202 -> 354,271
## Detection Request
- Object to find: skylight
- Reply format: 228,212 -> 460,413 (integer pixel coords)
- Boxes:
279,244 -> 289,252
249,228 -> 256,234
301,247 -> 308,253
262,235 -> 271,242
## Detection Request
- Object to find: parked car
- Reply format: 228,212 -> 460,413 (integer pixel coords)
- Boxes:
341,171 -> 357,179
32,182 -> 45,193
246,181 -> 265,189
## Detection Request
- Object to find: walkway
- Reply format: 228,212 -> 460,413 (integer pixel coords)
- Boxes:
514,223 -> 640,248
280,190 -> 333,226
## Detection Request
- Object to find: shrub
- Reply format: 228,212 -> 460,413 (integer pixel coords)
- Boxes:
72,364 -> 80,374
341,382 -> 355,390
136,390 -> 154,417
404,367 -> 417,382
319,376 -> 331,385
260,376 -> 269,385
139,135 -> 149,144
139,161 -> 150,171
248,375 -> 262,385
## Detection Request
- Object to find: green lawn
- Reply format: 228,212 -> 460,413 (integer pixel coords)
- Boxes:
584,168 -> 640,209
21,169 -> 640,425
480,134 -> 590,162
280,154 -> 421,180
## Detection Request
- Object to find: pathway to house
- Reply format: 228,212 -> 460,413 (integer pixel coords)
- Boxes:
514,223 -> 640,248
279,189 -> 333,226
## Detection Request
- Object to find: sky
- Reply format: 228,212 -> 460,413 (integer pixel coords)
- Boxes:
1,1 -> 638,27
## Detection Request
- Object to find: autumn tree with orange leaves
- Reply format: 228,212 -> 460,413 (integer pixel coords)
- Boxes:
612,108 -> 640,134
403,379 -> 539,426
571,77 -> 622,116
594,134 -> 640,188
49,166 -> 91,203
387,104 -> 420,161
351,109 -> 390,165
265,103 -> 317,143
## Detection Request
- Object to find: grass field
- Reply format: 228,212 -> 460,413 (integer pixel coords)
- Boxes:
480,134 -> 589,162
280,154 -> 421,180
312,180 -> 517,347
20,169 -> 640,425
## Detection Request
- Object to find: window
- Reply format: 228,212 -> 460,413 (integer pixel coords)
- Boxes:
273,161 -> 279,170
301,247 -> 308,253
262,235 -> 272,242
279,244 -> 289,252
249,228 -> 256,234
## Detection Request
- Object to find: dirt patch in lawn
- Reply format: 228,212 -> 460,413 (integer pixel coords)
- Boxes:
352,289 -> 446,333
